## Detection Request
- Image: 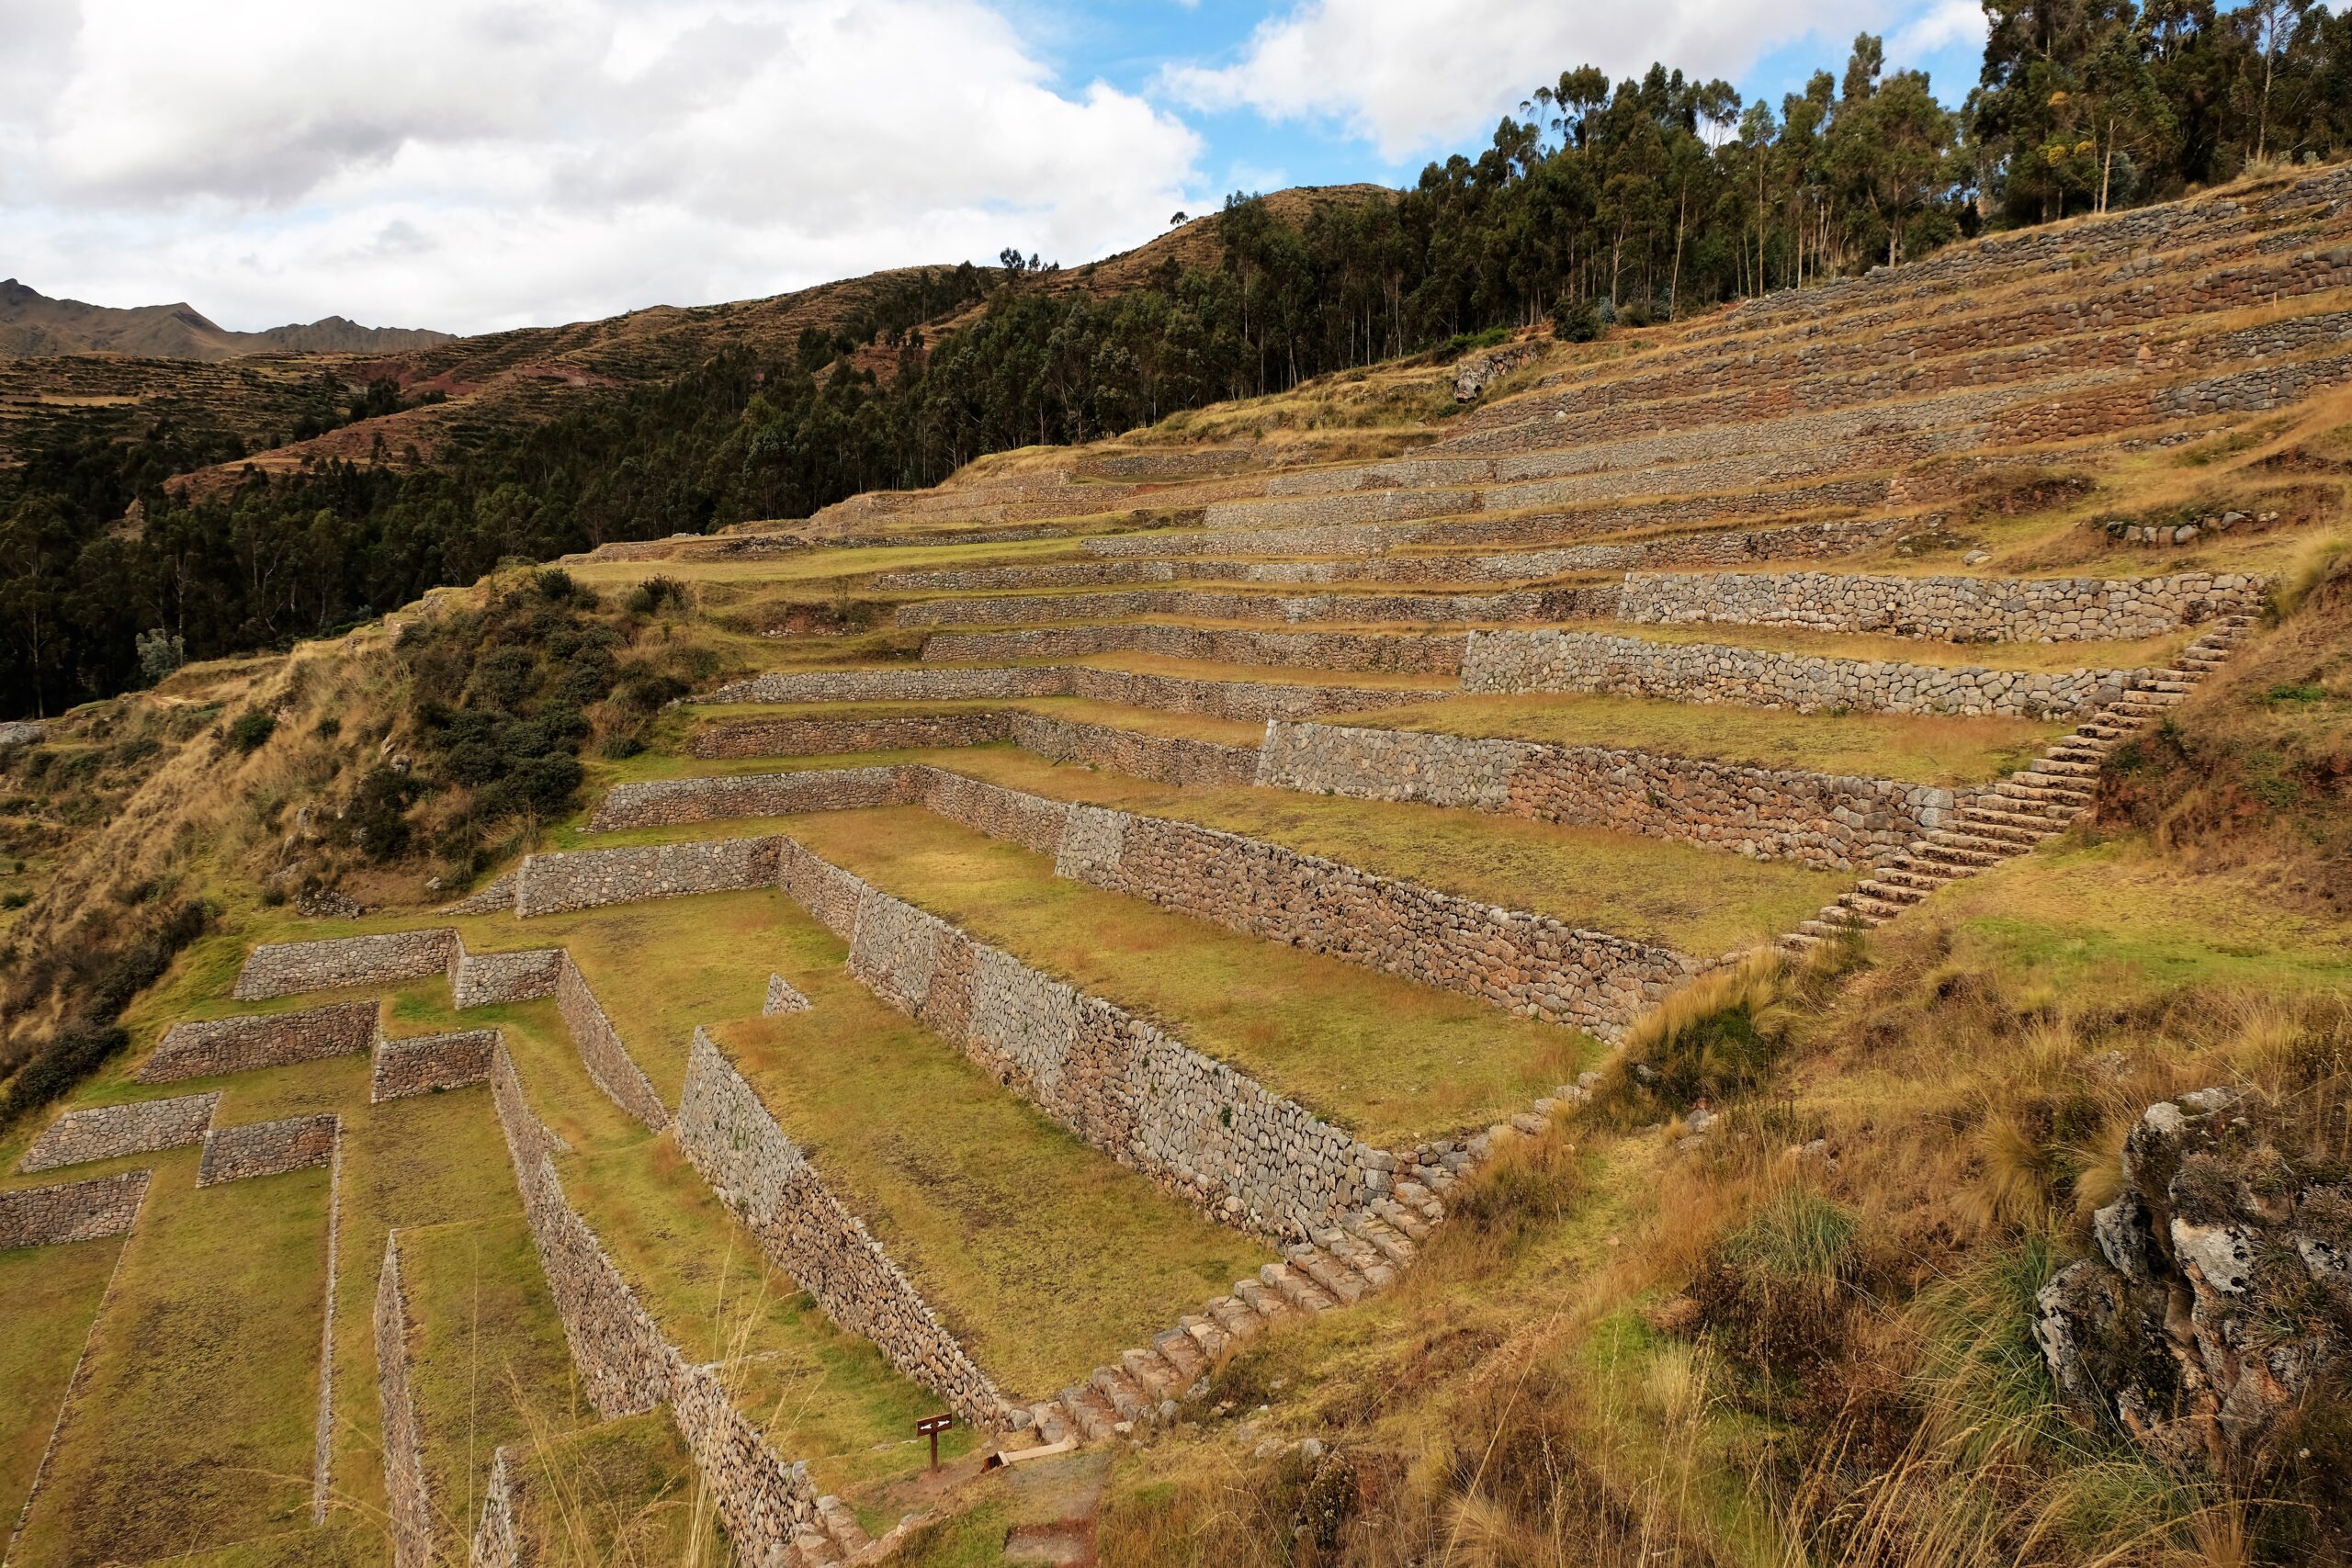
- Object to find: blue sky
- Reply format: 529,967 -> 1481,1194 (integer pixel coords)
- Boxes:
2,0 -> 1992,333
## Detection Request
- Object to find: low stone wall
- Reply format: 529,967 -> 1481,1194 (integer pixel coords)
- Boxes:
371,1030 -> 501,1103
514,837 -> 781,917
588,766 -> 917,829
0,1171 -> 150,1249
916,767 -> 1072,853
921,623 -> 1471,675
878,560 -> 1179,591
1461,629 -> 2141,717
375,1235 -> 434,1568
553,959 -> 671,1132
676,1032 -> 1012,1426
1008,715 -> 1261,787
895,585 -> 1617,628
142,1000 -> 380,1082
488,1052 -> 826,1552
763,975 -> 810,1014
233,930 -> 458,999
450,947 -> 564,1009
705,666 -> 1069,705
1618,569 -> 2260,642
469,1450 -> 522,1568
1057,805 -> 1695,1036
1259,721 -> 1949,869
775,840 -> 866,938
198,1112 -> 340,1186
693,713 -> 1012,760
835,879 -> 1387,1241
20,1092 -> 219,1174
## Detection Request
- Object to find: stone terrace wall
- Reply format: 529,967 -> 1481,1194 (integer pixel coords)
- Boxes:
487,1056 -> 826,1551
375,1235 -> 434,1568
198,1112 -> 340,1186
469,1450 -> 522,1568
588,766 -> 917,829
1462,628 -> 2142,717
676,1032 -> 1013,1425
836,879 -> 1387,1241
1009,715 -> 1261,787
1065,666 -> 1419,722
1058,804 -> 1696,1037
775,840 -> 866,938
921,624 -> 1471,675
917,767 -> 1072,853
371,1030 -> 501,1103
142,1000 -> 379,1082
878,561 -> 1180,592
0,1170 -> 149,1249
20,1092 -> 219,1174
894,585 -> 1619,628
450,947 -> 565,1009
514,837 -> 781,917
553,959 -> 671,1132
1260,721 -> 1949,870
234,930 -> 458,999
706,666 -> 1069,705
693,713 -> 1012,760
1619,569 -> 2262,642
1238,518 -> 1905,585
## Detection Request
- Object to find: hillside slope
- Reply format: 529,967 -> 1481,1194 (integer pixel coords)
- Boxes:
0,277 -> 455,360
1,164 -> 2349,1567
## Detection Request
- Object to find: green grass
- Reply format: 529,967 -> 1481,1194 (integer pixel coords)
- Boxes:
665,694 -> 1269,750
706,915 -> 1268,1397
0,1235 -> 122,1538
501,1411 -> 730,1566
1330,690 -> 2061,787
774,807 -> 1598,1146
11,1152 -> 329,1567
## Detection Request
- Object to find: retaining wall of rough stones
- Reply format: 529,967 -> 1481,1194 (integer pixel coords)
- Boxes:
833,876 -> 1387,1241
449,947 -> 564,1009
693,713 -> 1012,760
920,623 -> 1471,674
469,1449 -> 522,1568
233,930 -> 458,999
0,1171 -> 149,1249
676,1032 -> 1013,1426
487,1052 -> 825,1554
763,974 -> 810,1014
142,1000 -> 380,1082
695,664 -> 1421,723
1008,714 -> 1261,787
706,666 -> 1070,705
370,1030 -> 501,1103
775,840 -> 867,937
1617,569 -> 2261,642
1461,629 -> 2142,717
588,765 -> 917,829
198,1112 -> 340,1186
553,959 -> 672,1131
895,585 -> 1619,628
514,837 -> 781,917
1258,721 -> 1950,869
916,767 -> 1072,853
20,1092 -> 219,1174
375,1235 -> 434,1568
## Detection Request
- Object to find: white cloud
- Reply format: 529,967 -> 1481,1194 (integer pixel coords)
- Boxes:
1162,0 -> 1891,163
3,0 -> 1204,333
1887,0 -> 1989,68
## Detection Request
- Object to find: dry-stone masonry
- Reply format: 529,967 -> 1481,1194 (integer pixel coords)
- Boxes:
763,974 -> 810,1014
693,712 -> 1012,759
921,623 -> 1471,674
687,711 -> 1259,788
676,1032 -> 1014,1425
198,1112 -> 340,1186
142,1000 -> 379,1081
700,663 -> 1422,723
450,947 -> 564,1009
707,666 -> 1069,705
1009,714 -> 1260,787
375,1234 -> 434,1568
0,1170 -> 149,1249
895,585 -> 1617,629
1462,628 -> 2144,717
837,875 -> 1389,1241
19,1092 -> 219,1174
1617,570 -> 2260,642
234,929 -> 458,999
553,957 -> 671,1132
514,837 -> 780,917
586,765 -> 916,829
469,1449 -> 522,1568
1258,720 -> 1951,869
370,1030 -> 501,1102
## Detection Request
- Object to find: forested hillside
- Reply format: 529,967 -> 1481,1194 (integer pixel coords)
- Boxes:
5,4 -> 2350,719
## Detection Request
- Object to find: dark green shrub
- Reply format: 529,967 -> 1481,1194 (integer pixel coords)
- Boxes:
1550,294 -> 1602,343
227,710 -> 277,752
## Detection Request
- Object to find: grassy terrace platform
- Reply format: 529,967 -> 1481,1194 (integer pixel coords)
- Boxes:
769,806 -> 1601,1145
0,1236 -> 120,1539
702,910 -> 1271,1397
8,1148 -> 328,1567
673,695 -> 1269,749
499,1412 -> 729,1564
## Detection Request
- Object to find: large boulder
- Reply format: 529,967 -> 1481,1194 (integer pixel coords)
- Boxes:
2035,1087 -> 2351,1470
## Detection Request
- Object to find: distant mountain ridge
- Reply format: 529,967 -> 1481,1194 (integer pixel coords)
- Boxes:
0,277 -> 457,361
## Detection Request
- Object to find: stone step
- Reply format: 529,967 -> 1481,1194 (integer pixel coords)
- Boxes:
1155,1327 -> 1210,1382
1353,1216 -> 1418,1266
794,1526 -> 845,1565
1286,1247 -> 1369,1304
1206,1296 -> 1263,1341
1120,1348 -> 1182,1403
1812,903 -> 1869,927
1059,1386 -> 1117,1441
1937,829 -> 2034,856
1390,1179 -> 1435,1212
1234,1277 -> 1294,1319
1259,1262 -> 1336,1314
2030,759 -> 2101,778
1319,1232 -> 1398,1288
1840,891 -> 1911,920
1028,1402 -> 1072,1446
1949,815 -> 2047,845
1781,930 -> 1825,950
1371,1197 -> 1431,1240
1854,879 -> 1928,907
1958,805 -> 2064,833
1873,865 -> 1957,893
817,1495 -> 872,1558
1091,1365 -> 1153,1424
1911,840 -> 2005,867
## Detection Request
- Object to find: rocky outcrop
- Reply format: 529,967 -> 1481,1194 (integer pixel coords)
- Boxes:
2037,1087 -> 2352,1471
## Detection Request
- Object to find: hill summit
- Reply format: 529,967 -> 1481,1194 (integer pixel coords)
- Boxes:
0,277 -> 457,361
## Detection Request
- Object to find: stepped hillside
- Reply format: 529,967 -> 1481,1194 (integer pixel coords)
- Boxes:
3,164 -> 2351,1568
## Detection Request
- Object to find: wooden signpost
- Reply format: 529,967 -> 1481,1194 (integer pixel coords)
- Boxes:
916,1414 -> 953,1471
